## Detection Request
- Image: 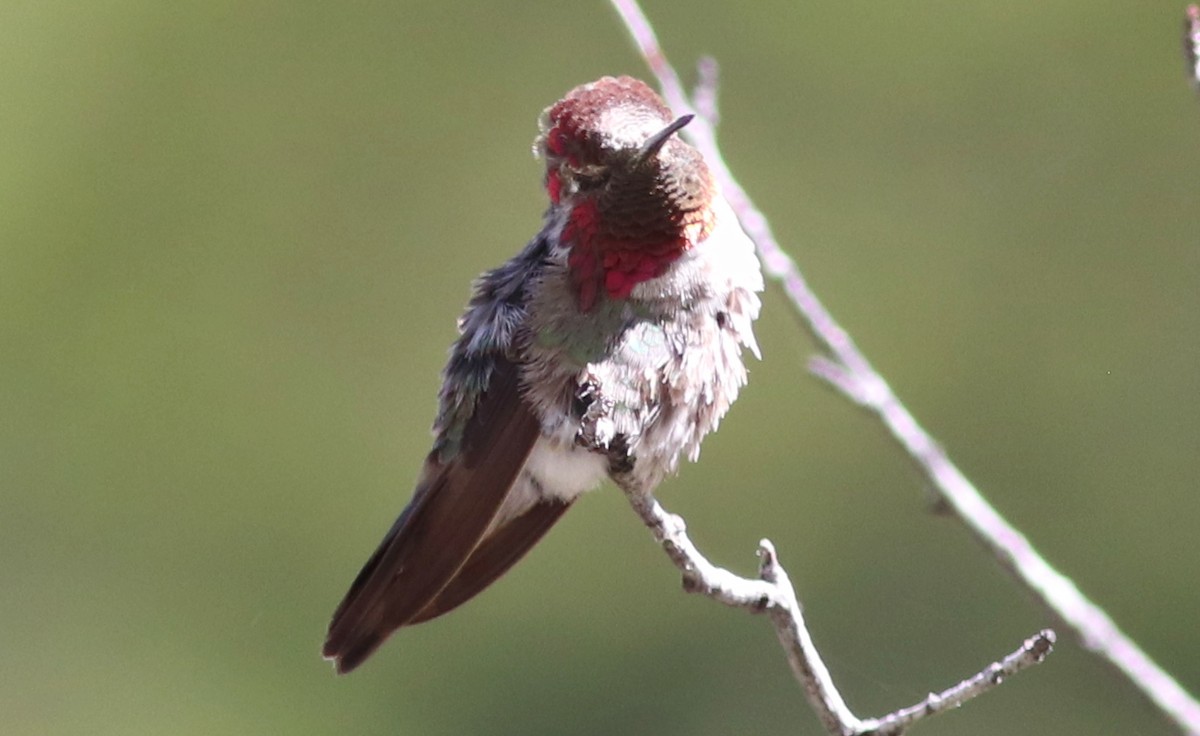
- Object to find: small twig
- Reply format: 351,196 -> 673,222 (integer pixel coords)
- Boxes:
693,56 -> 720,126
624,489 -> 1055,736
808,354 -> 873,406
858,629 -> 1056,736
606,1 -> 1200,734
1185,5 -> 1200,89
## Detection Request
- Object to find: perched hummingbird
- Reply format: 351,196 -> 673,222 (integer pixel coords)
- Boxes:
323,76 -> 763,674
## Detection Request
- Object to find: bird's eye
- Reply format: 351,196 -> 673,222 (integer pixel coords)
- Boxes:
572,164 -> 609,190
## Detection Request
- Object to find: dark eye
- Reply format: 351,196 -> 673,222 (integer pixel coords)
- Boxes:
571,164 -> 609,190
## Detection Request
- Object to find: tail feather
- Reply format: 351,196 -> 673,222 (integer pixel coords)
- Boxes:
322,359 -> 542,674
409,498 -> 573,624
329,632 -> 385,675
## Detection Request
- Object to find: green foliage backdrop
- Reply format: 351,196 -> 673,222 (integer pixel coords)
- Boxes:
2,2 -> 1197,734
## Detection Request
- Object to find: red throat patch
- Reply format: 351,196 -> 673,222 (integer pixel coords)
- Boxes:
563,200 -> 711,311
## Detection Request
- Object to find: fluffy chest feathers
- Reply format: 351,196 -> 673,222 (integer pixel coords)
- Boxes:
521,195 -> 762,493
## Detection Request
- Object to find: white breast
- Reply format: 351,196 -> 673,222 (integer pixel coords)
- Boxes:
523,435 -> 609,503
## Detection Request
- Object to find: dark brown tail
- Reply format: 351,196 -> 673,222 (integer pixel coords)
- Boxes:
323,498 -> 572,674
407,498 -> 572,624
322,359 -> 549,674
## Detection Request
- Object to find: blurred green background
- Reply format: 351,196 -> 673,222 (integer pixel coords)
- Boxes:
2,1 -> 1197,734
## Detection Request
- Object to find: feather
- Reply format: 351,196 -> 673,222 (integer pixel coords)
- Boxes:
323,359 -> 541,674
408,497 -> 573,624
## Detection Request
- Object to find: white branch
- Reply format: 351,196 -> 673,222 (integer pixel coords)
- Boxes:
857,628 -> 1056,736
1186,5 -> 1200,89
607,1 -> 1200,734
624,490 -> 1055,736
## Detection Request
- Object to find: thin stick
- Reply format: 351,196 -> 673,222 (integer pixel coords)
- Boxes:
1186,5 -> 1200,89
625,490 -> 1055,736
606,1 -> 1200,734
858,629 -> 1057,736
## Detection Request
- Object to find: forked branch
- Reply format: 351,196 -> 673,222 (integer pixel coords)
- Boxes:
624,490 -> 1054,736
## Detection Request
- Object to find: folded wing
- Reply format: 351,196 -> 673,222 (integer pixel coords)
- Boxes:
322,359 -> 545,674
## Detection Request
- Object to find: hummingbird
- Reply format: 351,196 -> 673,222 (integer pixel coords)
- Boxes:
322,76 -> 763,674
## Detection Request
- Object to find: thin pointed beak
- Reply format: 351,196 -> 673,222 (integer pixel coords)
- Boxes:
635,114 -> 694,164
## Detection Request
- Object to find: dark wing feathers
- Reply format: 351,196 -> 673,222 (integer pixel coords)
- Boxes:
322,359 -> 542,674
408,497 -> 573,624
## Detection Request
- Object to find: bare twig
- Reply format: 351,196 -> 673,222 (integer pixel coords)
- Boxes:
692,56 -> 720,126
625,490 -> 1055,736
858,628 -> 1056,736
1186,5 -> 1200,89
607,1 -> 1200,734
